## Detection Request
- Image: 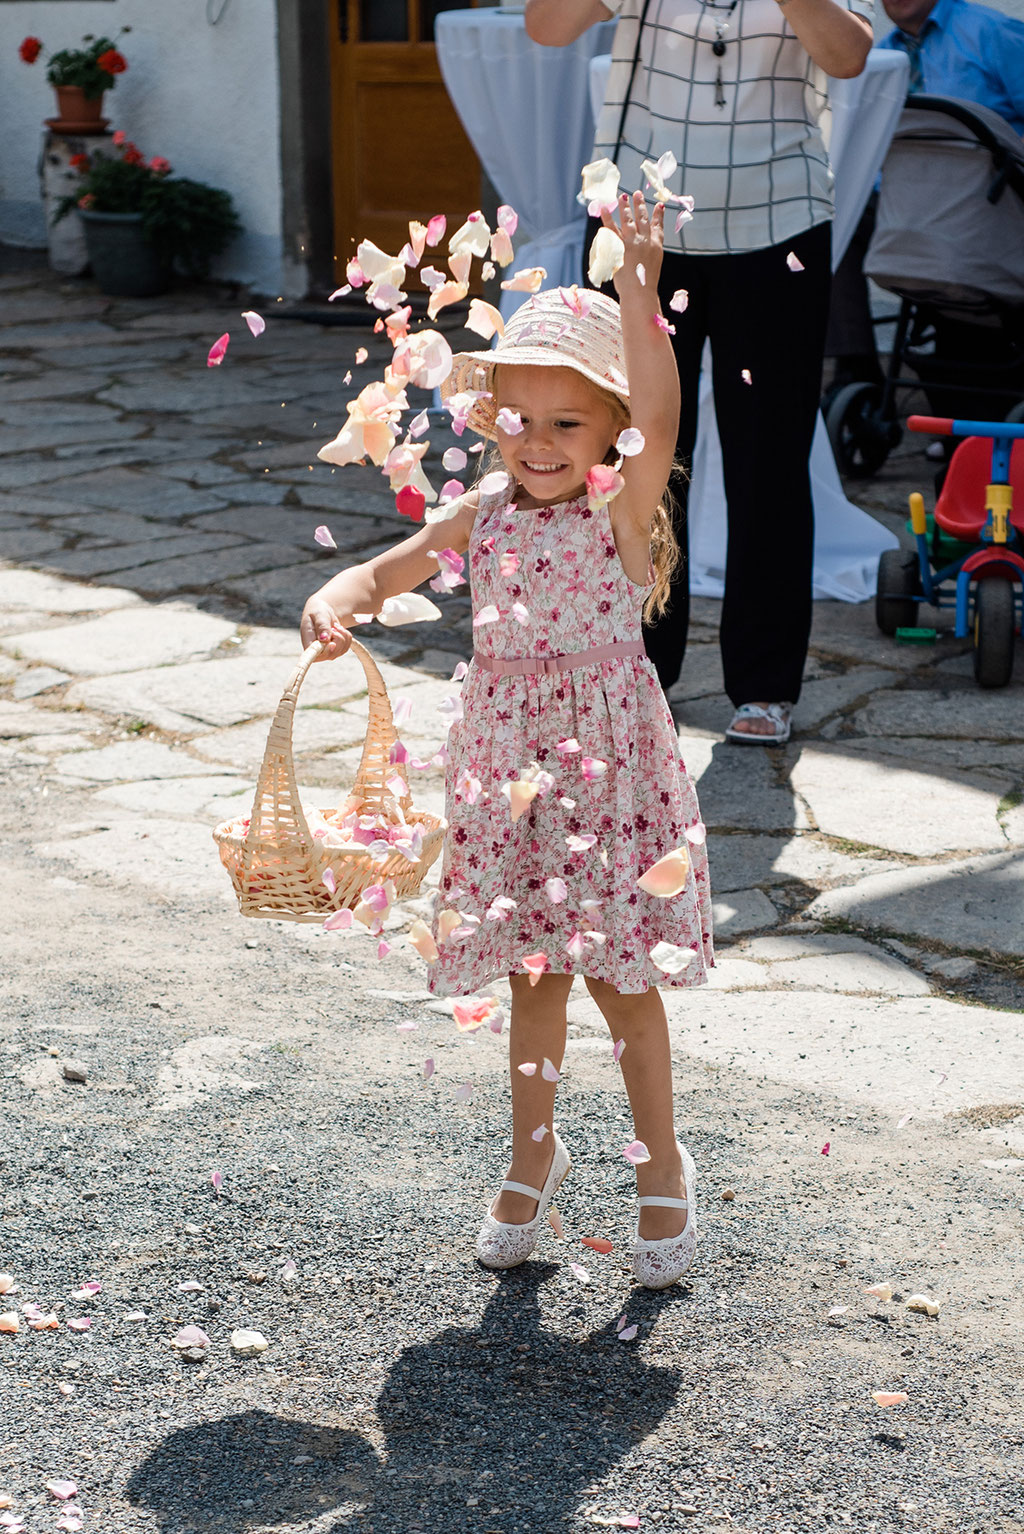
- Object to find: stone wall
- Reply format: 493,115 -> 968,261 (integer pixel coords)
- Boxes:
0,0 -> 297,296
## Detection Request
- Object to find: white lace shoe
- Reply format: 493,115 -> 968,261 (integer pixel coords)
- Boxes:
630,1143 -> 698,1289
475,1134 -> 571,1270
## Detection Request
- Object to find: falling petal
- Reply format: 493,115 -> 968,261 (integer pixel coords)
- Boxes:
548,1207 -> 565,1238
741,368 -> 752,385
637,847 -> 690,897
618,1325 -> 638,1342
531,1123 -> 549,1142
669,289 -> 689,313
684,822 -> 707,845
478,469 -> 512,497
828,1305 -> 849,1318
786,251 -> 805,272
466,298 -> 505,341
442,446 -> 467,472
588,226 -> 625,286
206,333 -> 230,367
566,931 -> 586,959
503,778 -> 540,821
453,1083 -> 474,1104
378,592 -> 443,626
511,602 -> 531,626
321,867 -> 337,896
395,484 -> 427,522
585,463 -> 624,511
211,1170 -> 223,1195
314,525 -> 337,550
408,409 -> 430,438
654,314 -> 676,335
565,834 -> 597,854
613,1038 -> 626,1063
541,1058 -> 561,1083
473,604 -> 500,628
172,1325 -> 210,1350
522,952 -> 549,986
871,1392 -> 909,1407
496,407 -> 524,436
500,266 -> 547,294
569,1262 -> 591,1284
865,1283 -> 893,1303
821,1141 -> 831,1156
545,878 -> 568,905
439,477 -> 465,503
641,149 -> 678,200
556,738 -> 581,756
577,157 -> 621,211
518,1062 -> 538,1076
649,940 -> 697,975
241,310 -> 266,337
323,908 -> 354,931
582,1236 -> 613,1254
408,920 -> 439,964
622,1140 -> 651,1165
426,213 -> 446,247
497,203 -> 519,236
422,1058 -> 435,1081
615,427 -> 646,457
581,756 -> 608,782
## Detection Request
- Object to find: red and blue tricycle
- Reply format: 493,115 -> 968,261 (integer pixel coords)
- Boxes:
875,414 -> 1024,686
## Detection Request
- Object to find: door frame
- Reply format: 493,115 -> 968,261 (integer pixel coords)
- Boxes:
275,0 -> 335,297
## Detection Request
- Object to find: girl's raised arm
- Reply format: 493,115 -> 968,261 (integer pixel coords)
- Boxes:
605,194 -> 681,537
300,492 -> 478,660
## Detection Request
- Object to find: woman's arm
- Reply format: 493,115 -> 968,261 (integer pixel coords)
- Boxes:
606,194 -> 680,538
524,0 -> 614,47
775,0 -> 873,77
300,493 -> 477,660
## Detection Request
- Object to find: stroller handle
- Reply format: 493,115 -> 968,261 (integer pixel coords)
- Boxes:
909,414 -> 1024,440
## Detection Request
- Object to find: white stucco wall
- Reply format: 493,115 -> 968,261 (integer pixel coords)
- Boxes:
0,0 -> 297,296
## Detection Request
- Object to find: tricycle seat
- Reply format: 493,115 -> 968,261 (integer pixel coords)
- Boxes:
934,436 -> 1024,540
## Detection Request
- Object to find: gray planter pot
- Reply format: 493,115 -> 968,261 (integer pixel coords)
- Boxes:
79,209 -> 171,298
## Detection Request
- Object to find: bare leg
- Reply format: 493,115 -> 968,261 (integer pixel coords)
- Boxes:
490,972 -> 574,1225
584,977 -> 688,1240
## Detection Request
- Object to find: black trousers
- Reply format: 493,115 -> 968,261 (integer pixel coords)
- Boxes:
585,218 -> 832,703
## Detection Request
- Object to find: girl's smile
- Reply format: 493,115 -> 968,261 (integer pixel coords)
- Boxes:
494,365 -> 618,507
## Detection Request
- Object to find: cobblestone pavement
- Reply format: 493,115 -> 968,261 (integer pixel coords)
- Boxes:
1,264 -> 1023,1533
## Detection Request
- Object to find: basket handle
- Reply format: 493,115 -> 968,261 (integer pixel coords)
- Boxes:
239,637 -> 412,873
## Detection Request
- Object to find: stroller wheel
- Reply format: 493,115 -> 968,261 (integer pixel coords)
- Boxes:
826,382 -> 899,478
973,578 -> 1016,688
1004,400 -> 1024,426
876,548 -> 921,636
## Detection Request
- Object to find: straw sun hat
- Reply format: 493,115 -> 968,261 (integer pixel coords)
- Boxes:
440,287 -> 630,441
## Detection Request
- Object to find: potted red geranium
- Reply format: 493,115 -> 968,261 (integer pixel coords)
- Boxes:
18,30 -> 130,133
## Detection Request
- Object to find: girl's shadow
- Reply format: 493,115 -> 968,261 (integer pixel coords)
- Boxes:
127,1264 -> 686,1533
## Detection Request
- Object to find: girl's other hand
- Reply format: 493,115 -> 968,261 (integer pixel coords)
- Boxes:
300,598 -> 352,661
602,191 -> 665,296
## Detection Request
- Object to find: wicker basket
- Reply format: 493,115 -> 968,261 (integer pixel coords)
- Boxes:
213,638 -> 446,921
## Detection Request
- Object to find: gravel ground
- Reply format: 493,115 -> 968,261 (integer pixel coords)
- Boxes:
2,760 -> 1023,1534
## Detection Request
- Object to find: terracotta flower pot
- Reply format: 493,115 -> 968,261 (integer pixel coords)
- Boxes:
79,210 -> 171,298
47,86 -> 108,135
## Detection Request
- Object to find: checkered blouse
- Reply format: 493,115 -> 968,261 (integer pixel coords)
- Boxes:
593,0 -> 874,254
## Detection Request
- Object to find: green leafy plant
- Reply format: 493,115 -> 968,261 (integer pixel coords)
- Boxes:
57,137 -> 242,279
19,30 -> 130,99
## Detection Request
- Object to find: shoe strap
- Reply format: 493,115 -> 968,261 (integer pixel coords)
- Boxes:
500,1178 -> 543,1200
637,1195 -> 688,1209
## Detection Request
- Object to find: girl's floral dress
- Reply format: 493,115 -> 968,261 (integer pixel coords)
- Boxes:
429,488 -> 714,997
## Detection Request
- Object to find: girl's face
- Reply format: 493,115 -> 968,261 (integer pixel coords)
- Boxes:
493,365 -> 617,507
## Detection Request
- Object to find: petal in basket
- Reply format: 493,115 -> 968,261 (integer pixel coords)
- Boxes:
213,638 -> 446,922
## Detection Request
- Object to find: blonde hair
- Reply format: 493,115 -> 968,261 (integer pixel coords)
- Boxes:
483,368 -> 680,624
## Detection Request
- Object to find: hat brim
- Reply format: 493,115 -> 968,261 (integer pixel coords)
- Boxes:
440,346 -> 631,442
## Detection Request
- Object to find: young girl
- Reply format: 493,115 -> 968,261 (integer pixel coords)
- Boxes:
301,194 -> 714,1289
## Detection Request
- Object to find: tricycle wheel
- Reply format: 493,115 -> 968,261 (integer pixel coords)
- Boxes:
1003,400 -> 1024,426
876,548 -> 921,635
973,578 -> 1016,688
825,382 -> 900,478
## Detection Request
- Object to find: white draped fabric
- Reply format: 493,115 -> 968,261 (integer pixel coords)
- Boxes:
435,14 -> 910,600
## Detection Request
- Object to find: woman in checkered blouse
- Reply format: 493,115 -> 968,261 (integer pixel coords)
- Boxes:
527,0 -> 873,743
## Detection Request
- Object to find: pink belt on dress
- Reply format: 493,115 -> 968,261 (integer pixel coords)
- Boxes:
472,639 -> 647,677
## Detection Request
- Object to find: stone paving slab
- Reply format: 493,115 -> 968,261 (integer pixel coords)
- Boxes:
0,421 -> 145,458
47,532 -> 249,581
709,887 -> 779,938
37,467 -> 222,518
707,831 -> 902,894
53,739 -> 239,782
0,369 -> 114,402
790,745 -> 1012,856
100,540 -> 316,596
835,735 -> 1024,780
12,665 -> 71,698
808,850 -> 1024,959
2,604 -> 236,675
845,689 -> 1024,742
809,599 -> 964,671
191,504 -> 393,553
218,559 -> 353,622
37,816 -> 232,900
763,950 -> 931,996
0,527 -> 74,561
680,735 -> 811,833
185,708 -> 374,772
0,699 -> 105,737
0,320 -> 121,349
0,400 -> 125,427
93,774 -> 252,818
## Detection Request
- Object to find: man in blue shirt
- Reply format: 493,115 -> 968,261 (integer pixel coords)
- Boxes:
826,0 -> 1024,415
879,0 -> 1024,134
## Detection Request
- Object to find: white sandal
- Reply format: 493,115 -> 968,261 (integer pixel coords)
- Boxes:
475,1133 -> 571,1270
630,1143 -> 698,1290
725,701 -> 792,746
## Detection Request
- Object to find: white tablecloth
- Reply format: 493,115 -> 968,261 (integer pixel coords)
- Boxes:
436,13 -> 909,601
436,9 -> 616,311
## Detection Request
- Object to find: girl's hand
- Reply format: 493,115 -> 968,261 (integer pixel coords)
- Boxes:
601,191 -> 665,297
300,596 -> 352,661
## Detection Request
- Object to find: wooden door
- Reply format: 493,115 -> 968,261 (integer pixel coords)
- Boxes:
330,0 -> 483,281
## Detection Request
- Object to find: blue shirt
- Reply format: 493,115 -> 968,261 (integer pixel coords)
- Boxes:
880,0 -> 1024,135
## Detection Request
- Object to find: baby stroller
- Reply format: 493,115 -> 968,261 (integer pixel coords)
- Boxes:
826,94 -> 1024,477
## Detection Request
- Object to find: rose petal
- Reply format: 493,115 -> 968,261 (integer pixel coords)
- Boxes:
531,1123 -> 549,1142
648,940 -> 697,975
871,1392 -> 909,1407
637,848 -> 690,897
613,1038 -> 626,1063
545,878 -> 568,905
453,1083 -> 474,1104
422,1057 -> 435,1081
206,333 -> 230,367
378,592 -> 442,626
615,427 -> 646,457
313,524 -> 337,550
522,952 -> 549,986
569,1262 -> 591,1284
426,213 -> 447,247
408,920 -> 439,964
906,1294 -> 940,1316
618,1325 -> 638,1342
466,298 -> 505,341
669,289 -> 689,313
496,407 -> 523,436
500,266 -> 547,294
864,1283 -> 893,1303
241,310 -> 266,338
541,1058 -> 561,1083
323,908 -> 354,932
786,251 -> 805,272
578,157 -> 621,212
587,226 -> 625,286
581,1236 -> 613,1254
44,1483 -> 78,1503
518,1062 -> 538,1076
172,1326 -> 209,1350
622,1140 -> 651,1165
741,368 -> 752,385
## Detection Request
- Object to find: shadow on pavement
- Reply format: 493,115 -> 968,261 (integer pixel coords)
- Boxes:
126,1265 -> 686,1534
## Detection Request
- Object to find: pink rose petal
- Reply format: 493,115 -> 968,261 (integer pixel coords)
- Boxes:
569,1262 -> 591,1284
545,878 -> 568,905
241,310 -> 266,337
45,1483 -> 78,1503
522,952 -> 549,986
613,1038 -> 626,1063
518,1062 -> 538,1076
426,214 -> 447,247
453,1083 -> 474,1104
541,1058 -> 561,1083
314,524 -> 337,550
323,908 -> 354,931
654,314 -> 676,335
206,333 -> 230,367
211,1171 -> 223,1195
496,407 -> 523,436
669,289 -> 689,312
741,368 -> 752,385
871,1391 -> 908,1407
622,1140 -> 651,1165
786,251 -> 805,272
422,1058 -> 435,1081
531,1123 -> 549,1142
